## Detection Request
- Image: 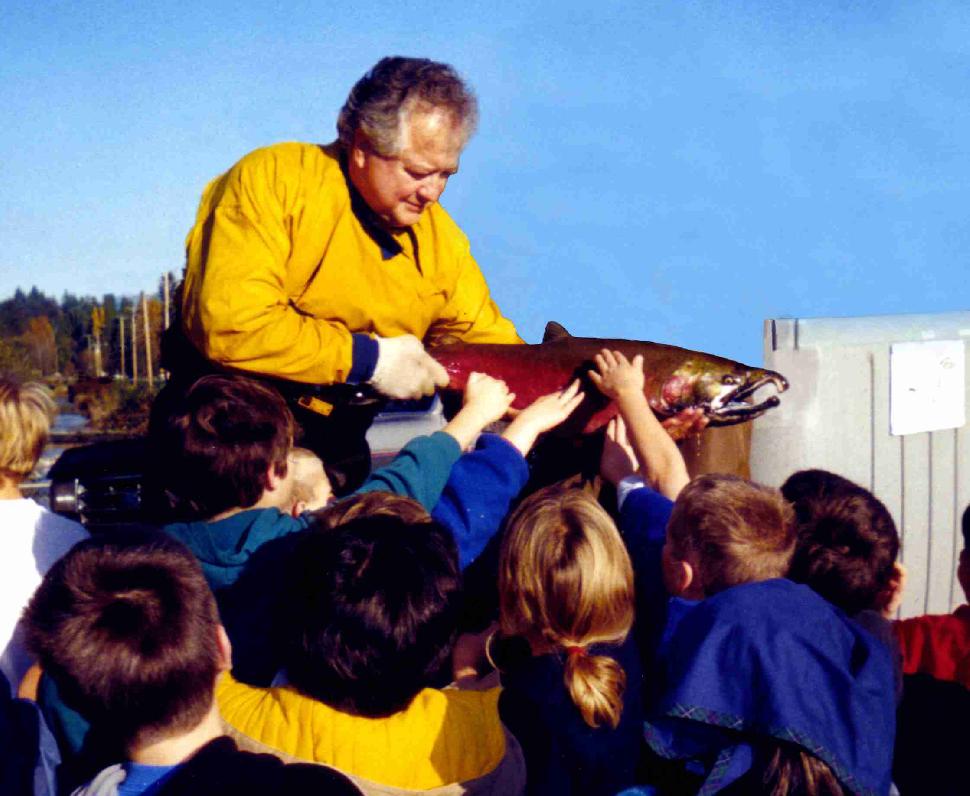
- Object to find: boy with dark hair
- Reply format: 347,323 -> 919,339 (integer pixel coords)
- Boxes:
781,468 -> 901,617
159,371 -> 514,683
23,534 -> 360,795
781,467 -> 907,705
217,494 -> 526,796
160,371 -> 508,535
160,375 -> 296,520
894,503 -> 970,689
286,512 -> 462,716
591,349 -> 895,795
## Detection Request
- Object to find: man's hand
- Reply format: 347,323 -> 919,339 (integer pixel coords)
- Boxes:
369,334 -> 449,400
502,379 -> 584,456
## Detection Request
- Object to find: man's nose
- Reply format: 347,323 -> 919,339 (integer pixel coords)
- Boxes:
416,175 -> 446,203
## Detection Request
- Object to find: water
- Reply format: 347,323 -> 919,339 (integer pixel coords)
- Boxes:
54,411 -> 87,432
26,405 -> 88,496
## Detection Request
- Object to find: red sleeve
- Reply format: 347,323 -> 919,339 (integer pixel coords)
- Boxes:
894,608 -> 970,684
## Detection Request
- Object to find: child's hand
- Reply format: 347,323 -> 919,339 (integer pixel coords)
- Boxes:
463,372 -> 515,426
452,622 -> 499,688
589,349 -> 692,499
659,407 -> 708,441
600,415 -> 639,486
443,372 -> 515,450
512,379 -> 583,435
589,349 -> 645,401
502,380 -> 584,456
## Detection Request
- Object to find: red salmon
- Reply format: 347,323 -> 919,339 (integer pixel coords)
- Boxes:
430,322 -> 788,435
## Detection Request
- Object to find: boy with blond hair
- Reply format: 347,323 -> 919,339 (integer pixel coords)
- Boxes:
591,350 -> 896,795
285,447 -> 331,515
0,376 -> 87,697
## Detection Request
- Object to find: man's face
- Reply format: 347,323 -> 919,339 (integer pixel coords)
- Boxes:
349,109 -> 464,228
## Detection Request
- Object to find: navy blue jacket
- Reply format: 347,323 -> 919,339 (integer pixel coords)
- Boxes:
498,636 -> 645,796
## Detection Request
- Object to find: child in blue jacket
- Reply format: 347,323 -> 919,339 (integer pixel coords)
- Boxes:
594,349 -> 896,795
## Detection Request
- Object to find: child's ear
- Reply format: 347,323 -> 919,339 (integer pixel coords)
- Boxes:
215,625 -> 233,672
876,562 -> 908,619
958,550 -> 970,605
663,546 -> 695,598
671,560 -> 695,597
266,462 -> 286,493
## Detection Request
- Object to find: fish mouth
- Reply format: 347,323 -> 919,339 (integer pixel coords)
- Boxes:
706,371 -> 789,425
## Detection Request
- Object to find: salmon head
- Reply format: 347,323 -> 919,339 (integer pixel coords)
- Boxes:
650,353 -> 788,426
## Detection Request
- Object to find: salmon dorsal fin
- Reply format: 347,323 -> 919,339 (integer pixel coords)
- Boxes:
543,321 -> 572,343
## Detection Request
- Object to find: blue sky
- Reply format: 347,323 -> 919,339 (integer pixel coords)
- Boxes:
2,1 -> 968,366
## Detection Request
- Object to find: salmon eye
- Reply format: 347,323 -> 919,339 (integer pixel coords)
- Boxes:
722,375 -> 742,385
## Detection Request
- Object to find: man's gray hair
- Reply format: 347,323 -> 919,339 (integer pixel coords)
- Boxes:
337,56 -> 478,156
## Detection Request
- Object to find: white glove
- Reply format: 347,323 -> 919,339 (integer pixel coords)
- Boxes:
368,334 -> 450,400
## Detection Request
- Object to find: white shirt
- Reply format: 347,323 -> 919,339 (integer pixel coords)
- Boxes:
0,497 -> 88,696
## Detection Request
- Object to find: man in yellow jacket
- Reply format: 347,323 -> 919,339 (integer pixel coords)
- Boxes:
169,57 -> 522,491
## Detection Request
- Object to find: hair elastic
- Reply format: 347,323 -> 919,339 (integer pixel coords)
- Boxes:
566,645 -> 586,659
484,630 -> 499,671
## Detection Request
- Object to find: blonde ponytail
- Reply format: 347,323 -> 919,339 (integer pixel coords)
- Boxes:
499,487 -> 635,730
563,647 -> 627,729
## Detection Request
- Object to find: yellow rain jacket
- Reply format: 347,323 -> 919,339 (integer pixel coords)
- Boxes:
181,142 -> 522,385
217,674 -> 526,796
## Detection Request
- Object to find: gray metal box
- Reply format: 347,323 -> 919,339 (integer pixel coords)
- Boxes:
751,311 -> 970,618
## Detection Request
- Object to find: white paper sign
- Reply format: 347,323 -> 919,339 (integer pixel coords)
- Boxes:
890,340 -> 965,436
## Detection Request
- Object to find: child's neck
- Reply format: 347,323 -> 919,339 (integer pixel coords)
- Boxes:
0,475 -> 22,500
128,699 -> 224,767
208,489 -> 290,522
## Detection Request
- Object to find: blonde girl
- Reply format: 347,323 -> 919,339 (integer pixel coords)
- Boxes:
494,486 -> 643,795
1,376 -> 88,697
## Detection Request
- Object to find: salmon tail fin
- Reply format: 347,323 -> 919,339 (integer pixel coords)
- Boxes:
543,321 -> 572,343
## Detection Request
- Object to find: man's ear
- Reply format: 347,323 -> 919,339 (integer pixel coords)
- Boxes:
216,625 -> 232,673
349,131 -> 369,170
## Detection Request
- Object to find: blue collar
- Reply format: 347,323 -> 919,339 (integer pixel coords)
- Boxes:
644,579 -> 895,796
